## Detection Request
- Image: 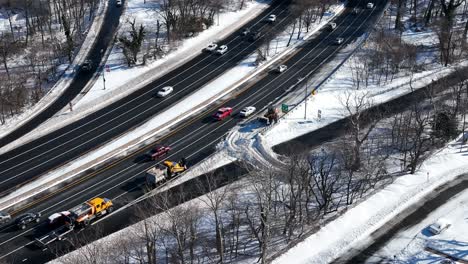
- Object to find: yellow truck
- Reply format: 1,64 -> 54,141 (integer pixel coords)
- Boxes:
146,158 -> 187,188
70,197 -> 114,226
36,197 -> 113,246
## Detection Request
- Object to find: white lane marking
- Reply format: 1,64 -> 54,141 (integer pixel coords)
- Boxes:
0,241 -> 33,260
0,228 -> 35,247
0,3 -> 288,169
0,2 -> 380,257
20,5 -> 367,214
38,120 -> 220,213
0,9 -> 292,183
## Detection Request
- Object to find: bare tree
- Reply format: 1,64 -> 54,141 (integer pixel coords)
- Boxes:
244,166 -> 279,264
197,173 -> 230,263
341,91 -> 380,171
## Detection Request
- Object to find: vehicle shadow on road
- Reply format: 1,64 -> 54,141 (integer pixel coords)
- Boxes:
120,177 -> 146,193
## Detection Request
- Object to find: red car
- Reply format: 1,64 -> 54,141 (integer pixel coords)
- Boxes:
213,107 -> 233,121
150,146 -> 171,160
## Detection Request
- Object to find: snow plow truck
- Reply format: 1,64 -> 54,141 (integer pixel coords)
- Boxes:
146,158 -> 187,188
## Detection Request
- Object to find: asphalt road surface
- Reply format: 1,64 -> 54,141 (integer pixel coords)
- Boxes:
0,0 -> 293,196
0,1 -> 124,148
0,0 -> 388,263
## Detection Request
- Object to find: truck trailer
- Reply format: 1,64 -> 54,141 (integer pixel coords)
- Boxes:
146,159 -> 187,188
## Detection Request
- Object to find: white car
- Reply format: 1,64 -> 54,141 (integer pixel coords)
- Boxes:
267,14 -> 277,22
334,37 -> 344,45
275,65 -> 288,73
204,43 -> 218,52
216,45 -> 228,55
240,106 -> 256,117
367,2 -> 374,8
428,218 -> 451,235
116,0 -> 122,7
157,86 -> 174,97
48,211 -> 71,225
328,22 -> 337,31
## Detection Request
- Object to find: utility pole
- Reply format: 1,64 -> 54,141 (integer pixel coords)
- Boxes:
100,49 -> 106,90
304,76 -> 309,120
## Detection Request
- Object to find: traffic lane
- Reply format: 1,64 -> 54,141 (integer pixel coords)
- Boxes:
0,60 -> 294,256
0,1 -> 293,193
0,119 -> 235,260
2,0 -> 380,217
0,0 -> 384,258
1,161 -> 248,264
0,0 -> 125,148
0,0 -> 290,165
0,0 -> 380,231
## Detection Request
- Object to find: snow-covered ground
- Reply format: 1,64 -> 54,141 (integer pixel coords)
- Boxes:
369,186 -> 468,263
44,4 -> 468,264
0,0 -> 108,140
272,133 -> 468,264
0,2 -> 346,210
0,0 -> 272,154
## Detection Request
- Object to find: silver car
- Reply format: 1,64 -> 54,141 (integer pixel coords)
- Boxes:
0,211 -> 11,225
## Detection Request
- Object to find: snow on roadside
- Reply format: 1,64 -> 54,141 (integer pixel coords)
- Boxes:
0,0 -> 108,140
272,133 -> 468,264
0,0 -> 271,155
262,57 -> 468,147
0,57 -> 258,210
369,186 -> 468,263
0,1 -> 347,209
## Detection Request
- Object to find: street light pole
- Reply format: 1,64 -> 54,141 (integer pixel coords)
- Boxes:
102,66 -> 106,90
304,77 -> 308,120
100,49 -> 106,90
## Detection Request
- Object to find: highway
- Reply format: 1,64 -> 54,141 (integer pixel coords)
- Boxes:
0,1 -> 124,148
0,0 -> 293,197
0,0 -> 388,263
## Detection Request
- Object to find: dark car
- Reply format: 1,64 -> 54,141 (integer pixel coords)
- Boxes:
249,31 -> 261,42
15,212 -> 41,230
81,60 -> 93,72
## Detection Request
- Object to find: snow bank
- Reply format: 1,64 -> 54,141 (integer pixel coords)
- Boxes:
272,134 -> 468,264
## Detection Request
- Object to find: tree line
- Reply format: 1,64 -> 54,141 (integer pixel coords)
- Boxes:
53,69 -> 468,263
0,0 -> 99,124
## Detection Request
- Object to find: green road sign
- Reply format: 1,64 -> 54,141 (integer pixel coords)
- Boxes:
281,103 -> 289,113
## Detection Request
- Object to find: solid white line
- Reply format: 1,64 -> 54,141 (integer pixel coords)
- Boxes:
0,3 -> 287,170
0,3 -> 380,258
0,9 -> 292,185
0,241 -> 33,260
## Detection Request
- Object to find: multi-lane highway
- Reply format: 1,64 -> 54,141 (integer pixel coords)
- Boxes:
0,0 -> 388,263
0,0 -> 293,196
0,2 -> 124,148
